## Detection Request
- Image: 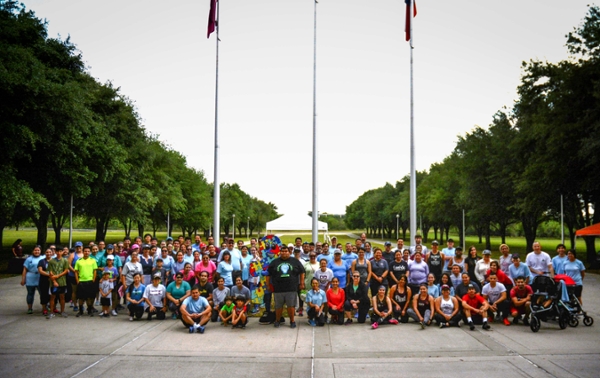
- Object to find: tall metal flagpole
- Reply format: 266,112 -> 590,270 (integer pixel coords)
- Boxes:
213,1 -> 221,243
409,0 -> 417,246
311,0 -> 319,243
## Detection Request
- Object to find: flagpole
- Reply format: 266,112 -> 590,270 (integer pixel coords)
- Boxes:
409,0 -> 417,246
311,0 -> 319,243
213,0 -> 221,243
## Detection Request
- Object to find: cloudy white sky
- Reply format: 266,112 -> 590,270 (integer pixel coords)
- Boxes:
24,0 -> 593,216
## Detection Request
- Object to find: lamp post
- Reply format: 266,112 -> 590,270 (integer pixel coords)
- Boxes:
396,214 -> 399,240
232,214 -> 235,240
247,216 -> 249,238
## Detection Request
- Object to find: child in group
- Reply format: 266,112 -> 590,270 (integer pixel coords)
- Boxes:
231,296 -> 248,329
103,256 -> 120,316
152,259 -> 167,286
99,271 -> 114,318
219,296 -> 235,326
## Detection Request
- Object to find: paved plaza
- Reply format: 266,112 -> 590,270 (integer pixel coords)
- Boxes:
0,273 -> 599,378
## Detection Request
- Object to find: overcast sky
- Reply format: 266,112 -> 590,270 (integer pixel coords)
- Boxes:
24,0 -> 593,216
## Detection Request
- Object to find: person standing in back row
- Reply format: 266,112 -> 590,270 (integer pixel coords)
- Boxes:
266,245 -> 305,329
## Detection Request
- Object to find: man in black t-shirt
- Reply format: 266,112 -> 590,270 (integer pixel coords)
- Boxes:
266,245 -> 305,329
196,271 -> 214,306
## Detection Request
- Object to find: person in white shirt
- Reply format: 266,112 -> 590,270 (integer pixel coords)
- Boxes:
525,241 -> 554,279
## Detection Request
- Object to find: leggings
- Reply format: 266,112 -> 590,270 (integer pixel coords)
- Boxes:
344,300 -> 369,323
128,304 -> 144,319
407,308 -> 431,324
26,285 -> 41,306
434,312 -> 462,326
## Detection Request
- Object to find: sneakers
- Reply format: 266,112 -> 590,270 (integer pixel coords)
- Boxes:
522,316 -> 529,326
172,313 -> 178,320
503,318 -> 511,326
197,326 -> 205,334
129,316 -> 134,321
371,322 -> 379,329
482,322 -> 491,330
42,310 -> 48,316
440,323 -> 447,329
488,316 -> 494,323
512,316 -> 519,325
309,320 -> 316,327
389,318 -> 399,325
73,306 -> 79,312
98,313 -> 106,318
274,321 -> 281,328
111,310 -> 118,316
344,319 -> 353,325
469,321 -> 475,331
420,321 -> 425,329
61,312 -> 69,318
76,312 -> 83,318
290,321 -> 297,329
189,326 -> 195,333
297,309 -> 303,317
27,309 -> 33,315
47,313 -> 55,319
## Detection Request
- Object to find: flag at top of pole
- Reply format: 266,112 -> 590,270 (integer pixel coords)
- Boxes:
405,0 -> 417,42
207,0 -> 218,38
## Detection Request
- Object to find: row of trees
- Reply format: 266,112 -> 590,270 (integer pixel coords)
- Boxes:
0,2 -> 278,250
346,6 -> 600,262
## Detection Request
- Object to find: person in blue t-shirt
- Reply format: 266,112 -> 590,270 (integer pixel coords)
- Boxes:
21,246 -> 44,314
181,286 -> 211,333
126,273 -> 146,321
552,244 -> 568,275
563,249 -> 586,303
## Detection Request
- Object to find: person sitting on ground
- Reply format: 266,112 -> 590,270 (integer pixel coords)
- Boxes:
180,286 -> 211,334
482,272 -> 510,326
231,296 -> 248,329
143,273 -> 167,320
389,274 -> 411,323
434,284 -> 461,328
326,277 -> 346,325
306,278 -> 327,327
166,272 -> 191,319
371,285 -> 395,329
510,276 -> 532,325
344,272 -> 370,324
455,272 -> 481,309
230,276 -> 251,306
219,296 -> 235,326
126,273 -> 145,321
407,283 -> 434,328
462,283 -> 491,331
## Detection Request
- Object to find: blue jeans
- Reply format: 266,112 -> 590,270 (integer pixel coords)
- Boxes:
26,285 -> 40,305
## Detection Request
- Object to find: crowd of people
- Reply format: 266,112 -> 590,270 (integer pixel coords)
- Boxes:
18,233 -> 587,333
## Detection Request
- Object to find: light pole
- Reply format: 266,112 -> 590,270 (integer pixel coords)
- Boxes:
247,216 -> 249,238
232,214 -> 235,240
396,214 -> 399,240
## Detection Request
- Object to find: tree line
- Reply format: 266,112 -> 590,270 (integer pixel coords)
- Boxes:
0,1 -> 278,250
345,5 -> 600,263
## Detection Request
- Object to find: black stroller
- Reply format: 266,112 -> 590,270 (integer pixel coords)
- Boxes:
529,275 -> 576,332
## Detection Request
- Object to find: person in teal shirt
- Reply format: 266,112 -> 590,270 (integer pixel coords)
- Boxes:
166,272 -> 191,319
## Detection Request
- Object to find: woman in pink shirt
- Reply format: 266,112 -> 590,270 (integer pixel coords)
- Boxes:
195,254 -> 217,283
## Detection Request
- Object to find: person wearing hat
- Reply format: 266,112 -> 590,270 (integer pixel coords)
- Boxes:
508,254 -> 531,284
382,242 -> 395,266
454,272 -> 481,310
328,249 -> 349,290
98,270 -> 114,318
328,237 -> 338,254
434,284 -> 461,328
103,255 -> 119,316
474,249 -> 494,286
461,283 -> 490,330
143,273 -> 167,320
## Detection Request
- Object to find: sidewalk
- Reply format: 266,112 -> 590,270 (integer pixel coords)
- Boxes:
0,273 -> 599,377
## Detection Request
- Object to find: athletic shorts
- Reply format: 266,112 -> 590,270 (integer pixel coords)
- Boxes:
51,286 -> 66,295
573,285 -> 583,298
274,291 -> 297,309
77,281 -> 95,300
100,297 -> 111,306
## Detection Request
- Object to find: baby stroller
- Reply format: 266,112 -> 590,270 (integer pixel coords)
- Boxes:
529,275 -> 574,332
553,274 -> 594,328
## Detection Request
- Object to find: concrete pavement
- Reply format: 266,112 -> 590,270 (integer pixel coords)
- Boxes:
0,273 -> 599,378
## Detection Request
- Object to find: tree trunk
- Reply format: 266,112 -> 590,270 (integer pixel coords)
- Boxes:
520,214 -> 539,252
485,222 -> 492,250
95,215 -> 109,242
583,236 -> 598,268
137,222 -> 144,238
32,205 -> 51,248
50,213 -> 67,245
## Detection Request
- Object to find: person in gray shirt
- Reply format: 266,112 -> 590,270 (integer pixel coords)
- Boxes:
143,273 -> 167,320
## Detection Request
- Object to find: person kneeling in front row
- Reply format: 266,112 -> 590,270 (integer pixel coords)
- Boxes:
181,286 -> 211,333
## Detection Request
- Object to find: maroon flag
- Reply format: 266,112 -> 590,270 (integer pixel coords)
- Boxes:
207,0 -> 218,38
405,0 -> 417,42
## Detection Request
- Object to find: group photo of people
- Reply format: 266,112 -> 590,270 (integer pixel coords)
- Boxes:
18,233 -> 589,334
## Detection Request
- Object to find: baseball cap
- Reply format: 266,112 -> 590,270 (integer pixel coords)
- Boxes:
166,236 -> 173,241
334,249 -> 342,254
107,244 -> 114,249
511,253 -> 520,259
142,244 -> 151,250
106,255 -> 115,260
131,244 -> 140,250
467,283 -> 475,289
441,284 -> 450,290
153,273 -> 162,279
74,241 -> 83,247
482,249 -> 491,255
102,270 -> 111,275
287,243 -> 294,248
384,241 -> 392,246
431,240 -> 439,245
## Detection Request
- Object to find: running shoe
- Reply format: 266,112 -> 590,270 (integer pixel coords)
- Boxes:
111,310 -> 118,316
522,316 -> 529,326
27,309 -> 33,315
297,309 -> 303,317
420,321 -> 425,329
172,313 -> 177,320
129,316 -> 134,321
344,319 -> 353,325
309,320 -> 316,327
482,322 -> 491,330
274,321 -> 281,328
189,326 -> 195,333
512,316 -> 519,325
371,322 -> 378,329
42,310 -> 48,316
76,311 -> 83,318
46,313 -> 55,320
73,306 -> 79,312
469,321 -> 475,330
389,318 -> 399,325
197,326 -> 205,334
503,318 -> 511,326
290,321 -> 297,329
61,312 -> 69,318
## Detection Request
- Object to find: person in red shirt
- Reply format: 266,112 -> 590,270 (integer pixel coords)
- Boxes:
485,261 -> 514,291
510,276 -> 533,325
462,284 -> 490,330
326,277 -> 346,325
